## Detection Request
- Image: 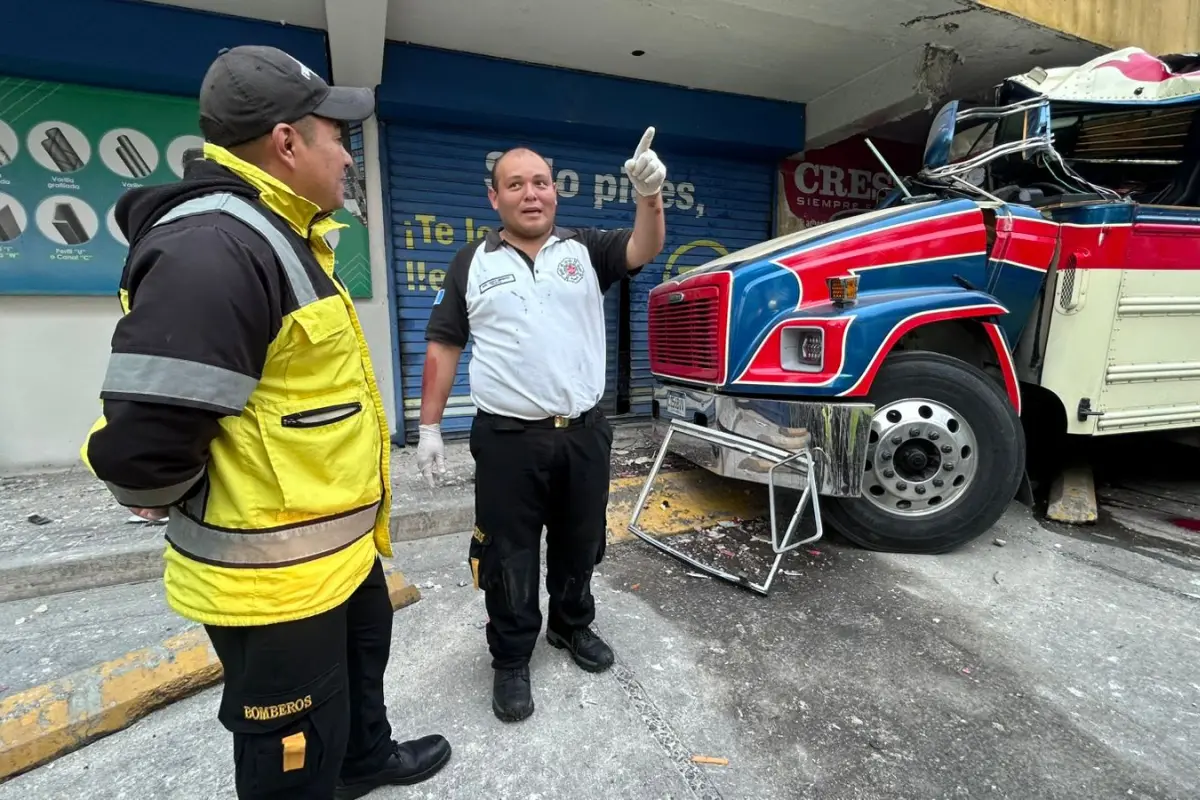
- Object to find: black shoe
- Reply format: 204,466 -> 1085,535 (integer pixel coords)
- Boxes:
546,626 -> 615,673
492,666 -> 535,722
333,736 -> 452,799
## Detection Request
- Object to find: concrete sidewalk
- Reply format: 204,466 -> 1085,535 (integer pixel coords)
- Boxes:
0,423 -> 743,603
0,429 -> 480,603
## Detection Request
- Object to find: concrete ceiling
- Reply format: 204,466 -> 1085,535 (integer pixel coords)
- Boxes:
143,0 -> 1105,141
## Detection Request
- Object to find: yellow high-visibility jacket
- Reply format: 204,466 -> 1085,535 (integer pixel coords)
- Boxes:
83,144 -> 392,627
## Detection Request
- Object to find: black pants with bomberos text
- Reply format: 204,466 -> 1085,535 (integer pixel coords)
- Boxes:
469,407 -> 613,669
204,558 -> 394,799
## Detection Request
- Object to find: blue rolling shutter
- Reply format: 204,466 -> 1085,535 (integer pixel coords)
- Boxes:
384,122 -> 774,440
627,158 -> 775,415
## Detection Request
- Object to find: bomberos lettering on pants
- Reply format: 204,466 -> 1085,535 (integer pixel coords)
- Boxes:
243,694 -> 313,721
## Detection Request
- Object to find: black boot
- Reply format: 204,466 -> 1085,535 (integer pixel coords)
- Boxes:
333,736 -> 452,799
546,626 -> 615,673
492,665 -> 534,722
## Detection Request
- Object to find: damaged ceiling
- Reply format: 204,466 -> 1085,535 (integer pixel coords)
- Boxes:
145,0 -> 1107,142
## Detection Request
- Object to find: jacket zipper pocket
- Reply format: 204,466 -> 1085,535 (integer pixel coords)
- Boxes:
281,402 -> 363,429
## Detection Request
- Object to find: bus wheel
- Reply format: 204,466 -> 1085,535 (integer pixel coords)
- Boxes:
825,351 -> 1025,554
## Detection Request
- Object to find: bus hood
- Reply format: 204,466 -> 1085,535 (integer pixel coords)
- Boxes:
673,197 -> 994,304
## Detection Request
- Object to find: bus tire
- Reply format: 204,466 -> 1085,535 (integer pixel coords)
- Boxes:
824,351 -> 1025,554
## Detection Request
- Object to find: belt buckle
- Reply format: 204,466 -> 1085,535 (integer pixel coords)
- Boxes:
553,415 -> 569,429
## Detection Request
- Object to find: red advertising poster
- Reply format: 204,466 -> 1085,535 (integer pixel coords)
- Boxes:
777,136 -> 922,233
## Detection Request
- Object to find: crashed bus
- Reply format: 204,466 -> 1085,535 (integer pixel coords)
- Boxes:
632,48 -> 1200,593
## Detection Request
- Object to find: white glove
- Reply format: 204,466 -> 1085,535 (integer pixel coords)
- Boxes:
624,126 -> 667,197
416,423 -> 445,488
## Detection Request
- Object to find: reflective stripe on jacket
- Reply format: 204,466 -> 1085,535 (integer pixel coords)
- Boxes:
82,145 -> 393,627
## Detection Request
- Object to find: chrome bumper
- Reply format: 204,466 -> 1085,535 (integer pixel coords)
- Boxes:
652,383 -> 874,497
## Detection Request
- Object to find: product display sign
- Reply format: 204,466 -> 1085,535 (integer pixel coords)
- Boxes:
0,74 -> 371,297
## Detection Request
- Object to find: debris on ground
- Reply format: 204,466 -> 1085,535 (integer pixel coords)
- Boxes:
26,514 -> 52,526
126,515 -> 166,526
994,538 -> 1008,547
690,755 -> 729,766
607,429 -> 693,478
656,516 -> 827,586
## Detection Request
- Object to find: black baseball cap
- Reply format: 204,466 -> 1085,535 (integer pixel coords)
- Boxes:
199,45 -> 375,147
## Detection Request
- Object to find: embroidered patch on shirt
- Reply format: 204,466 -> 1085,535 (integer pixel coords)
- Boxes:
480,274 -> 517,294
557,257 -> 584,283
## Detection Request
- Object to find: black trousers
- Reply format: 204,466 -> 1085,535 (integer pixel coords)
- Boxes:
204,557 -> 395,799
469,408 -> 613,669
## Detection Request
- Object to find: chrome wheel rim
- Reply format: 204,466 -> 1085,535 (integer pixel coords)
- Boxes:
861,398 -> 979,518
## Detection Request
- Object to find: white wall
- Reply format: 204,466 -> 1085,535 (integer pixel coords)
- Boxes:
0,122 -> 399,474
1,286 -> 397,476
0,297 -> 121,473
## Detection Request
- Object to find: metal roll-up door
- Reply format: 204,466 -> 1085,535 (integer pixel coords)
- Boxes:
385,122 -> 775,440
628,157 -> 776,415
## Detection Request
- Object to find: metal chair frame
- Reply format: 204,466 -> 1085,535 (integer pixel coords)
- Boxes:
626,419 -> 824,596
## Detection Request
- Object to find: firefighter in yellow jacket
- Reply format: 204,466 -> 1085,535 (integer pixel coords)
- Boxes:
82,46 -> 450,800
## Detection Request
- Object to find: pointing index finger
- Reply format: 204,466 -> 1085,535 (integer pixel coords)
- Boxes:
634,126 -> 655,157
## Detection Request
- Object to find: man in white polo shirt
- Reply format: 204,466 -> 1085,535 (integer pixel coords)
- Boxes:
417,129 -> 667,722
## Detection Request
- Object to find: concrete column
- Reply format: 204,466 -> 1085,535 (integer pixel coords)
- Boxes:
803,44 -> 961,151
323,0 -> 398,435
358,115 -> 399,436
323,0 -> 388,89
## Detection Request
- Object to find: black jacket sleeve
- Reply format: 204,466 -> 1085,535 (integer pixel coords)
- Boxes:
424,241 -> 476,349
86,223 -> 281,508
576,227 -> 636,294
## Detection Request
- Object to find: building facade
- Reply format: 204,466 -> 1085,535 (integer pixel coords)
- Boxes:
0,0 -> 1126,470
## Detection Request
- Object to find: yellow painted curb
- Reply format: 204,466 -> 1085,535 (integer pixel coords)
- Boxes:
605,469 -> 770,544
0,567 -> 421,782
386,569 -> 422,610
1046,465 -> 1098,525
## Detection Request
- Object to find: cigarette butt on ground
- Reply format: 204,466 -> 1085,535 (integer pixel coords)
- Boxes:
690,755 -> 729,766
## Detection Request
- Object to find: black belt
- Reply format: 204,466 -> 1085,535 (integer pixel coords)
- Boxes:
476,407 -> 600,430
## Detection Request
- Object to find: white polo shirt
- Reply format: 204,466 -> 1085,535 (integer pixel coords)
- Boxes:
425,226 -> 636,420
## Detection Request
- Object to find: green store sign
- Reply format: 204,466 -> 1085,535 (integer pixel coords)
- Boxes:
0,74 -> 371,298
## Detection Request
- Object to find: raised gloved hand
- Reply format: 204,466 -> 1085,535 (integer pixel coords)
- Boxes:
624,126 -> 667,197
416,423 -> 445,489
